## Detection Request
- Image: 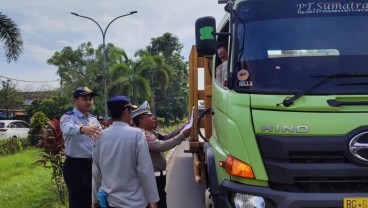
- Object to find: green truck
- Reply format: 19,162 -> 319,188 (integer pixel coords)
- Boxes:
189,0 -> 368,207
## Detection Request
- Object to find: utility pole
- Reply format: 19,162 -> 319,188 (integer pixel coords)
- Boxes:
5,79 -> 10,119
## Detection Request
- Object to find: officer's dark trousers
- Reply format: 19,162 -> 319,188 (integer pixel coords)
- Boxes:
63,156 -> 92,208
156,175 -> 167,208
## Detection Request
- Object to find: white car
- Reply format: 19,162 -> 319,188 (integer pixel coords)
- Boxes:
0,120 -> 30,139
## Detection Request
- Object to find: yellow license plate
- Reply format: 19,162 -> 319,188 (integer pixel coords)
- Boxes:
344,197 -> 368,208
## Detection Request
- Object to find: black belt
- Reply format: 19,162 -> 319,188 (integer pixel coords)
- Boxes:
155,170 -> 167,177
66,156 -> 92,162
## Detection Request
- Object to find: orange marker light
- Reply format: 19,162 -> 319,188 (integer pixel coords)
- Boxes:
225,155 -> 255,179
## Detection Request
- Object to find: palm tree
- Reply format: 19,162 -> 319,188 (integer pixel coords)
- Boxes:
108,59 -> 153,105
0,12 -> 23,63
134,49 -> 170,114
106,46 -> 152,103
96,43 -> 129,66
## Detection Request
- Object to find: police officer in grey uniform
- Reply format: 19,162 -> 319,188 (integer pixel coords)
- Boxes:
60,87 -> 102,208
92,96 -> 159,208
132,101 -> 192,208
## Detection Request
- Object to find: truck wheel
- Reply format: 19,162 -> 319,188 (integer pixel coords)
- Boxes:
204,187 -> 214,208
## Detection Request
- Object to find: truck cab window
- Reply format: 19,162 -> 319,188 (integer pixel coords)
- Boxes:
215,21 -> 229,87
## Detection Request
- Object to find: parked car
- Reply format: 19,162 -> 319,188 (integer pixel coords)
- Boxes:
0,120 -> 30,139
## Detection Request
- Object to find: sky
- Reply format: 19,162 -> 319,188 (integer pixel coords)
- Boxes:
1,0 -> 225,91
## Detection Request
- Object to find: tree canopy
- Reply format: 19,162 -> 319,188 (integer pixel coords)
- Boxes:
146,33 -> 188,123
0,80 -> 23,118
0,12 -> 23,63
148,32 -> 183,61
44,33 -> 188,124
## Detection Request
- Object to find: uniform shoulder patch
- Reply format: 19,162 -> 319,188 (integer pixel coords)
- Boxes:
61,114 -> 72,122
61,111 -> 74,122
64,111 -> 74,115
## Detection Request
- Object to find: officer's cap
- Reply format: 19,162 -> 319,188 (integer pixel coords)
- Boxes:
132,101 -> 152,119
73,87 -> 98,98
107,96 -> 138,112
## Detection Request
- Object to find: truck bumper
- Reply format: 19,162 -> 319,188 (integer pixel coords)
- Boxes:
217,180 -> 366,208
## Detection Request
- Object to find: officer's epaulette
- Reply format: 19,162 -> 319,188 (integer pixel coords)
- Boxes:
64,111 -> 74,115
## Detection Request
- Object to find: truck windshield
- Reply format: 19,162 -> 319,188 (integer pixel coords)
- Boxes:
235,0 -> 368,95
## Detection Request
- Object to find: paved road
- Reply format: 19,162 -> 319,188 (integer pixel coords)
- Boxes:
166,140 -> 206,208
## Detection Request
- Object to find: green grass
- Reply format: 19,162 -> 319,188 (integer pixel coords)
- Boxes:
159,121 -> 186,134
0,148 -> 67,208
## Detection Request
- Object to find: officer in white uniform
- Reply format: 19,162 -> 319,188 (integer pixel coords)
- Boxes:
60,86 -> 102,208
92,96 -> 159,208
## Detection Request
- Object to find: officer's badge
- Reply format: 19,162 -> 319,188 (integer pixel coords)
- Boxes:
145,131 -> 156,140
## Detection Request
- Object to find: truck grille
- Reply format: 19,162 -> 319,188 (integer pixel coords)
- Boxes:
288,151 -> 347,163
256,128 -> 368,193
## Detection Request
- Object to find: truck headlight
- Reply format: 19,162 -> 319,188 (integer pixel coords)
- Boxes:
232,193 -> 265,208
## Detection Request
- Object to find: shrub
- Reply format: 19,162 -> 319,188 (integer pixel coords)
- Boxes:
37,118 -> 67,205
0,137 -> 29,156
156,117 -> 165,128
28,111 -> 49,146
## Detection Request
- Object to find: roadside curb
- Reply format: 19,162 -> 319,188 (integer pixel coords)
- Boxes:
165,146 -> 177,162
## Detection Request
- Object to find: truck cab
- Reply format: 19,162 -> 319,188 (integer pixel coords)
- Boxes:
191,0 -> 368,207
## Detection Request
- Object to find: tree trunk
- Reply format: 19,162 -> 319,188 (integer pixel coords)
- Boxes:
150,70 -> 157,114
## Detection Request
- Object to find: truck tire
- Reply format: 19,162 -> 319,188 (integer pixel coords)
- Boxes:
204,187 -> 214,208
204,143 -> 220,208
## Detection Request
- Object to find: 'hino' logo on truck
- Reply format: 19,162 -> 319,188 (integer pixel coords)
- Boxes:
261,125 -> 309,133
349,131 -> 368,163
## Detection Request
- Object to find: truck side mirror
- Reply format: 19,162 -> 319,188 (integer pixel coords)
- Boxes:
195,16 -> 217,56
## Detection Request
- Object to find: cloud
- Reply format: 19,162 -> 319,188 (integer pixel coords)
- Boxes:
19,23 -> 40,37
1,0 -> 226,89
24,44 -> 56,63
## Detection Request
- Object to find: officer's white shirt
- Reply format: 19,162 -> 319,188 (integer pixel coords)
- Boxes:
92,121 -> 159,207
60,107 -> 100,158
